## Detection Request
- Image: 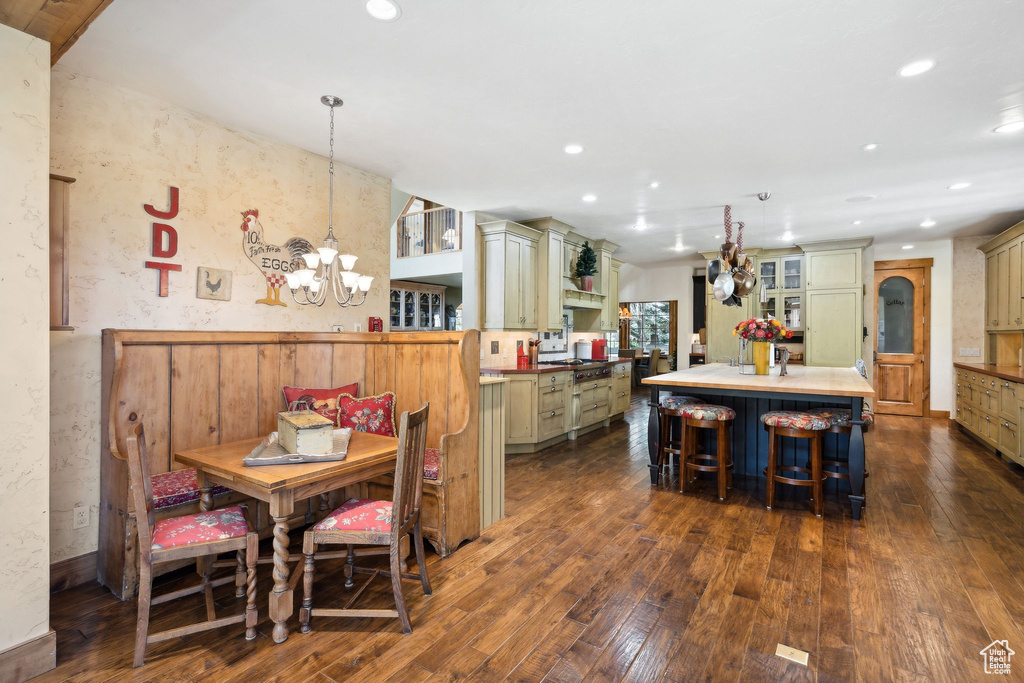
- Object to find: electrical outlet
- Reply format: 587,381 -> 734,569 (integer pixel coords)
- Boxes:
73,505 -> 89,529
355,322 -> 363,332
332,325 -> 344,332
491,341 -> 499,354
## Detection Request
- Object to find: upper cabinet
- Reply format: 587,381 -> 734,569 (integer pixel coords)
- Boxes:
390,280 -> 446,331
805,248 -> 861,290
981,225 -> 1024,333
798,239 -> 871,367
480,221 -> 540,331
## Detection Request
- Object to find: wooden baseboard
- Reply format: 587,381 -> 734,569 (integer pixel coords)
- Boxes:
0,629 -> 56,683
50,550 -> 97,593
929,410 -> 950,419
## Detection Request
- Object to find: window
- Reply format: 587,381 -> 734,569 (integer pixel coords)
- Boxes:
623,301 -> 675,354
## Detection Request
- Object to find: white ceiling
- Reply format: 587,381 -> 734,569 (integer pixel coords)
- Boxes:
62,0 -> 1024,265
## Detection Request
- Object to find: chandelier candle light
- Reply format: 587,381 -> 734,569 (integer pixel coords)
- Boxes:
733,318 -> 793,375
286,96 -> 373,307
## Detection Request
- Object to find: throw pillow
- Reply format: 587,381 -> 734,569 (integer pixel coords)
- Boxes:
282,383 -> 358,426
337,392 -> 397,437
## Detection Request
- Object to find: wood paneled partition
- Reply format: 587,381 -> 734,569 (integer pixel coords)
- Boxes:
100,330 -> 480,600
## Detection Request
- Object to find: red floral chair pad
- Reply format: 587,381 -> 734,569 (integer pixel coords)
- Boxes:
313,498 -> 392,533
761,410 -> 830,431
424,448 -> 440,481
680,404 -> 736,421
660,396 -> 700,410
151,468 -> 231,511
807,407 -> 874,428
151,506 -> 249,550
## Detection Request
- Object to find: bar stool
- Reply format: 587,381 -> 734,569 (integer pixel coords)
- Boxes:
656,395 -> 700,476
806,406 -> 873,489
761,410 -> 831,516
678,404 -> 736,501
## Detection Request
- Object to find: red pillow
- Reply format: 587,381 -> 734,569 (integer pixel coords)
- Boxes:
282,384 -> 358,426
337,392 -> 396,437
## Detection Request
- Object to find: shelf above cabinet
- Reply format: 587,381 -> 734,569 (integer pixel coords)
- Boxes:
563,288 -> 605,310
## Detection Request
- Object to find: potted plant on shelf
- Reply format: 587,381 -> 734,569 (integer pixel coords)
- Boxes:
575,241 -> 598,292
732,317 -> 793,375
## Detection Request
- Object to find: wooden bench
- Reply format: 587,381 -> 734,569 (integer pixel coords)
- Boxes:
99,330 -> 480,600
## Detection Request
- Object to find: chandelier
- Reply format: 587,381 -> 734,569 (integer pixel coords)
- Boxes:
286,95 -> 372,306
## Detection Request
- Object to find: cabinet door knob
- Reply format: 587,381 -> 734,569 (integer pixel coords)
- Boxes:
593,403 -> 598,408
550,386 -> 556,392
550,411 -> 556,417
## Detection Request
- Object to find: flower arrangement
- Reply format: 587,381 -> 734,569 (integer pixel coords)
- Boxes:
732,317 -> 793,342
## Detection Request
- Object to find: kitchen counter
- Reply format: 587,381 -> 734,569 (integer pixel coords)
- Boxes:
953,362 -> 1024,384
481,358 -> 632,375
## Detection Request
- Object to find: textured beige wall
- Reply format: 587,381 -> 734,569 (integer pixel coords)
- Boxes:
0,25 -> 51,651
952,236 -> 993,364
48,67 -> 391,562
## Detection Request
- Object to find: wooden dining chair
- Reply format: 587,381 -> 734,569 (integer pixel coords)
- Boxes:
637,348 -> 662,383
126,423 -> 258,667
301,404 -> 432,634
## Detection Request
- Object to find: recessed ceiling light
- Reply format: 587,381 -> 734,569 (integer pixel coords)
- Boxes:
902,245 -> 914,250
920,219 -> 936,228
852,220 -> 862,225
634,218 -> 647,230
714,234 -> 721,239
899,59 -> 935,77
649,181 -> 660,189
564,144 -> 584,154
995,121 -> 1024,134
672,244 -> 685,252
366,0 -> 401,21
780,232 -> 794,242
861,143 -> 879,151
948,182 -> 972,190
582,194 -> 597,202
845,195 -> 876,203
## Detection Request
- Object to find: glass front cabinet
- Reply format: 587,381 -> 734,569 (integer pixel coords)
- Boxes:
757,255 -> 803,330
389,280 -> 446,331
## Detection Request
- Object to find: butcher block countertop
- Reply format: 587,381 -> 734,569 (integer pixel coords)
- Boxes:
954,362 -> 1024,384
643,363 -> 875,398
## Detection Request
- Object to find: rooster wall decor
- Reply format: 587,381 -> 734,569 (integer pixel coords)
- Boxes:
240,209 -> 315,306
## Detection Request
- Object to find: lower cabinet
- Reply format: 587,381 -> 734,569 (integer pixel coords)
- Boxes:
954,365 -> 1024,464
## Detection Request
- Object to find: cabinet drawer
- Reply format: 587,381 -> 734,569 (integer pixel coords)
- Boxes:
580,402 -> 609,428
579,385 -> 611,406
1000,419 -> 1019,458
978,387 -> 999,414
611,386 -> 630,414
976,411 -> 998,446
960,404 -> 974,430
541,372 -> 569,388
538,384 -> 567,412
999,380 -> 1020,420
613,362 -> 632,378
538,408 -> 567,441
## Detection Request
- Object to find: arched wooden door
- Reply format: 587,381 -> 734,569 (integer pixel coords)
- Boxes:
873,260 -> 930,416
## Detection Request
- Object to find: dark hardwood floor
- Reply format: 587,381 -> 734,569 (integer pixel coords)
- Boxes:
43,391 -> 1024,681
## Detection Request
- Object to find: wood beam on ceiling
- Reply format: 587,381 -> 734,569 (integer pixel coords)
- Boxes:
0,0 -> 115,65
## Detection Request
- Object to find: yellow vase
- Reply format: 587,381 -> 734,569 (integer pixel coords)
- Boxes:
753,342 -> 770,375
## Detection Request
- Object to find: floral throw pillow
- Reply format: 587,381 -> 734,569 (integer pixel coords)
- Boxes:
337,392 -> 397,437
282,383 -> 358,426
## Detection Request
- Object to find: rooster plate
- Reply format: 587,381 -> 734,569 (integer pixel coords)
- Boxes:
240,209 -> 314,306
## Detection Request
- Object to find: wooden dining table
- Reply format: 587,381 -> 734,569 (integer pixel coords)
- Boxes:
175,431 -> 399,643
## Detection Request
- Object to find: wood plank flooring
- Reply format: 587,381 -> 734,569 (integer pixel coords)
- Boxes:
42,391 -> 1024,681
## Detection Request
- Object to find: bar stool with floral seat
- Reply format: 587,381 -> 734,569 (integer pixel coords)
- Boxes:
761,410 -> 831,516
805,405 -> 873,493
656,395 -> 701,477
677,403 -> 736,500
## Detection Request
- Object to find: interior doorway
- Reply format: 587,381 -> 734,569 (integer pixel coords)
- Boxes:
873,258 -> 932,417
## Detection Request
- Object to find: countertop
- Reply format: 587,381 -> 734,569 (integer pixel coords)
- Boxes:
481,358 -> 633,375
642,362 -> 874,398
954,362 -> 1024,384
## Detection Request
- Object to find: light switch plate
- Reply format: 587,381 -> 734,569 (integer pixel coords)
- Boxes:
354,322 -> 363,332
491,341 -> 499,354
959,347 -> 981,357
332,325 -> 344,332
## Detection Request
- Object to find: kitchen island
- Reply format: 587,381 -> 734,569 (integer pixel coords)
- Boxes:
643,363 -> 874,519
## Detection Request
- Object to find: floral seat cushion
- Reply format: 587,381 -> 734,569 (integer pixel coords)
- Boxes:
424,448 -> 440,481
660,395 -> 700,410
680,404 -> 736,421
760,410 -> 830,431
313,498 -> 392,533
151,468 -> 231,510
807,407 -> 874,428
151,506 -> 249,550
